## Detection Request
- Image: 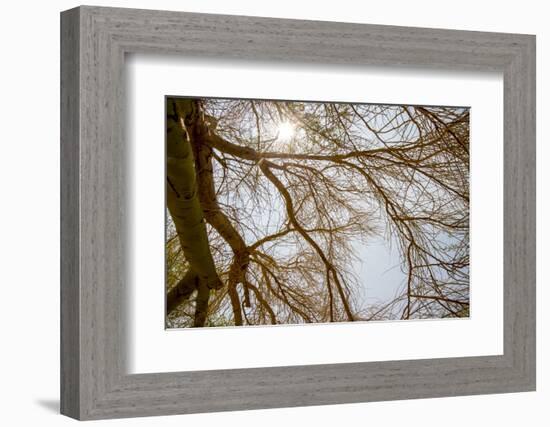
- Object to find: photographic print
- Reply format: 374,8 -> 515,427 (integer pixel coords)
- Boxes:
165,97 -> 470,329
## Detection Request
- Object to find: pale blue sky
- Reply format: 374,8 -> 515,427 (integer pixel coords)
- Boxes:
351,235 -> 405,306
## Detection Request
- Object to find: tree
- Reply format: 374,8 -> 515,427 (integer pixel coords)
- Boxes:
165,97 -> 470,328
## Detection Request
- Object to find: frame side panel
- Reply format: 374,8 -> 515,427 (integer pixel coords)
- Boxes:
503,35 -> 536,388
60,7 -> 81,420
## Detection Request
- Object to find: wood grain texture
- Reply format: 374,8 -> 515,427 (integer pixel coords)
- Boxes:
60,7 -> 80,419
60,5 -> 536,420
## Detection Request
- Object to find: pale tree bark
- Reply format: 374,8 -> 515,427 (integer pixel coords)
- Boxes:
165,98 -> 222,325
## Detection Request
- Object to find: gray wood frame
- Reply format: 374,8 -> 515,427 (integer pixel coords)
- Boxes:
60,5 -> 536,420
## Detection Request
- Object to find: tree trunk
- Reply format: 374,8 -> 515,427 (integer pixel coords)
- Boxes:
166,98 -> 222,317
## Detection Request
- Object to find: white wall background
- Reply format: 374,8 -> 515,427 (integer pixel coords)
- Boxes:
0,0 -> 547,425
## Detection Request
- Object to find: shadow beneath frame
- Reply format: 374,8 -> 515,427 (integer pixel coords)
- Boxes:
35,398 -> 59,414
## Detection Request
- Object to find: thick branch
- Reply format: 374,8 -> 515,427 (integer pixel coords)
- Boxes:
193,281 -> 211,327
205,129 -> 430,163
184,99 -> 251,325
166,99 -> 222,317
166,269 -> 198,315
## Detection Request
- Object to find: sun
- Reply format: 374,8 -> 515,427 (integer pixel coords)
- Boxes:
276,121 -> 295,142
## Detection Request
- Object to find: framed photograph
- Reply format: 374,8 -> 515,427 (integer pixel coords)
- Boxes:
163,96 -> 471,329
60,6 -> 536,420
